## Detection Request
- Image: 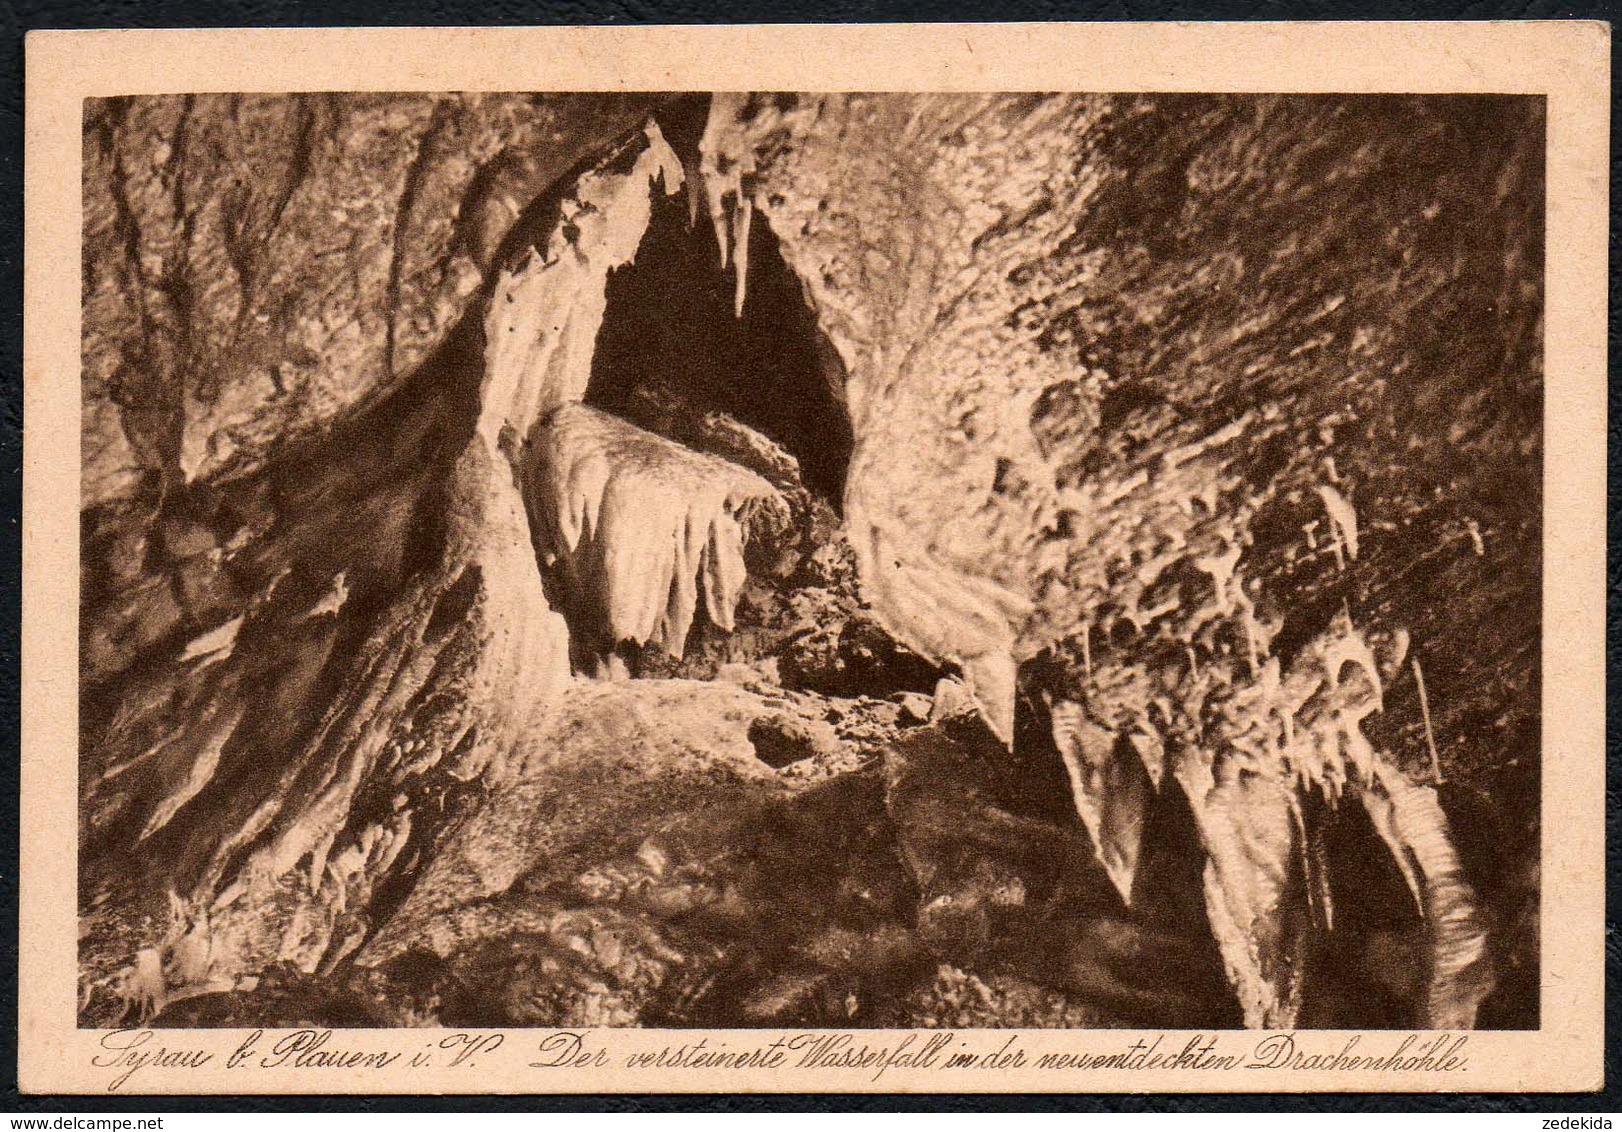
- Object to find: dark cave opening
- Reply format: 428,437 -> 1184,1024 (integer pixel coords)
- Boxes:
584,136 -> 853,507
514,103 -> 886,686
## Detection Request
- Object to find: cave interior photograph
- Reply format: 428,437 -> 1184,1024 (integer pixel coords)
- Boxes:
74,88 -> 1544,1036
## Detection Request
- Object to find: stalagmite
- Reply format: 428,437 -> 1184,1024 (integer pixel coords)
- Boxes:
530,403 -> 788,669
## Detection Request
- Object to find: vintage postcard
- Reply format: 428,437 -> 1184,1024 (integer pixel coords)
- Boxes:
20,21 -> 1608,1094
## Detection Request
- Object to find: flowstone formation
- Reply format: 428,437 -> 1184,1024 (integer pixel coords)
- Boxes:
79,92 -> 1541,1031
530,403 -> 789,675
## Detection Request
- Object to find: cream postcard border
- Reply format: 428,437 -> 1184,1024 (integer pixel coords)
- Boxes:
21,21 -> 1610,1095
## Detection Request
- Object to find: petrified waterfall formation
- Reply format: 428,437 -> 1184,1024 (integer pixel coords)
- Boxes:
532,402 -> 788,674
80,93 -> 1541,1030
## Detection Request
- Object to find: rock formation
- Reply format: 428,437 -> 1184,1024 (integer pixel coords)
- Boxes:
79,91 -> 1543,1031
530,402 -> 789,674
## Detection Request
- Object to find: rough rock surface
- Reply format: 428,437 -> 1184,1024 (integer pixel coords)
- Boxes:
159,706 -> 1231,1030
701,92 -> 1540,1026
83,92 -> 1543,1030
79,100 -> 669,1023
82,93 -> 653,508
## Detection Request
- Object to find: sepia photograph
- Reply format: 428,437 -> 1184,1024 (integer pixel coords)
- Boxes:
19,21 -> 1609,1097
75,87 -> 1542,1033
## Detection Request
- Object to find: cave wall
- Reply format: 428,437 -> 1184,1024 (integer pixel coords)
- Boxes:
78,90 -> 1544,1029
77,95 -> 671,1020
82,93 -> 656,508
702,92 -> 1542,1025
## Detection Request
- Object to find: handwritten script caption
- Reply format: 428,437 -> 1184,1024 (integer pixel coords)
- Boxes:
90,1027 -> 1471,1092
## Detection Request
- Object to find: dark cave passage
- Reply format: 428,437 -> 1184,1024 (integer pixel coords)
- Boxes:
585,148 -> 853,507
513,106 -> 877,686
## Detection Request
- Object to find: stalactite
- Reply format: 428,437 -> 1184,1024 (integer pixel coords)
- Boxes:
1059,512 -> 1493,1028
1185,765 -> 1309,1029
1360,763 -> 1494,1028
1316,483 -> 1360,563
1162,607 -> 1491,1028
481,120 -> 685,447
733,194 -> 753,318
530,403 -> 788,668
698,92 -> 789,319
1048,697 -> 1155,905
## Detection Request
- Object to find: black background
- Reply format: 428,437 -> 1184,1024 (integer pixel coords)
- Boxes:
1,0 -> 1616,1113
